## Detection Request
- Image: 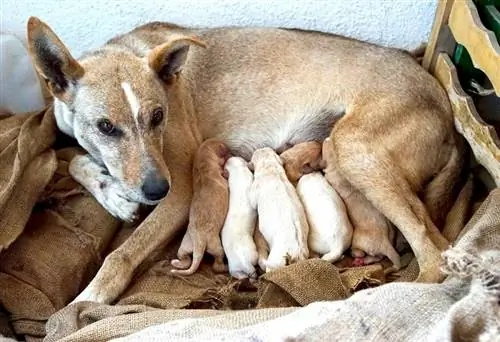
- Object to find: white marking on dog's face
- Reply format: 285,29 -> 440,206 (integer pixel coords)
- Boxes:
121,81 -> 141,127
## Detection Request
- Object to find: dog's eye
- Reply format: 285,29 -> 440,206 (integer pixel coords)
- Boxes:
151,108 -> 164,127
97,119 -> 117,136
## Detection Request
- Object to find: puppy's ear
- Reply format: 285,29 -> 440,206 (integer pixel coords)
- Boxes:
148,35 -> 206,83
27,17 -> 84,101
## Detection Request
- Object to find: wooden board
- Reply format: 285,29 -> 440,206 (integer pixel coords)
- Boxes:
422,0 -> 455,71
448,0 -> 500,95
434,53 -> 500,187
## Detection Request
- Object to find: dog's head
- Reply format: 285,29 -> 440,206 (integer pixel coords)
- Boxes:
27,17 -> 204,204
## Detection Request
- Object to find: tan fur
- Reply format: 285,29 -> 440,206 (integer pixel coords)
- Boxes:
322,138 -> 401,269
280,141 -> 323,183
26,17 -> 465,304
170,139 -> 229,275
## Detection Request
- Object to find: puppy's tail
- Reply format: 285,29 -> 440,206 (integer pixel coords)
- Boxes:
171,242 -> 206,276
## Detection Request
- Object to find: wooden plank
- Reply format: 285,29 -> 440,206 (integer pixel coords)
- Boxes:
449,0 -> 500,95
434,53 -> 500,187
423,0 -> 455,71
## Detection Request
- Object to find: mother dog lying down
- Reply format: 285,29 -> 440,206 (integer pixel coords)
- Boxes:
26,17 -> 465,304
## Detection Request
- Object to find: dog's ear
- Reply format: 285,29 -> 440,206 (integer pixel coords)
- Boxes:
247,161 -> 255,172
148,36 -> 206,83
27,17 -> 84,101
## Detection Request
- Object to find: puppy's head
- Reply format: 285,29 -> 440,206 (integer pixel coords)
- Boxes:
250,147 -> 283,170
280,141 -> 322,182
27,17 -> 205,205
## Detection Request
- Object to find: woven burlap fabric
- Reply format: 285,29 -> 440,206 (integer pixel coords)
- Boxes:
41,189 -> 499,342
0,108 -> 122,340
0,109 -> 57,252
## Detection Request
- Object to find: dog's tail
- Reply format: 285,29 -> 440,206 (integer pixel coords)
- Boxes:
423,136 -> 468,230
170,242 -> 206,276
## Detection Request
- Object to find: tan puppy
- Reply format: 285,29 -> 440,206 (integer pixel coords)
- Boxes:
27,18 -> 464,304
170,139 -> 229,275
296,172 -> 353,263
280,141 -> 323,183
253,226 -> 269,272
322,138 -> 401,269
249,147 -> 309,272
221,156 -> 258,279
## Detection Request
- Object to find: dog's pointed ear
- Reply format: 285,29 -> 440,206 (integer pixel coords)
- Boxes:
148,36 -> 206,83
27,17 -> 84,100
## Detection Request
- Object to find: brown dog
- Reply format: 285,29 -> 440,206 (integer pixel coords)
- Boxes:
26,18 -> 464,304
170,139 -> 230,275
322,138 -> 401,269
280,141 -> 323,183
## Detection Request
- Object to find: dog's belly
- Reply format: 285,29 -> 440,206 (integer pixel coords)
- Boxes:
215,107 -> 344,160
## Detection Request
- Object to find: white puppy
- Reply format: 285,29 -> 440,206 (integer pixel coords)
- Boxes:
221,157 -> 259,279
249,147 -> 309,272
297,172 -> 353,262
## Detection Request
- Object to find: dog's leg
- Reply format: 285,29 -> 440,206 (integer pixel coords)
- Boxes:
71,167 -> 193,304
69,154 -> 139,222
330,135 -> 449,284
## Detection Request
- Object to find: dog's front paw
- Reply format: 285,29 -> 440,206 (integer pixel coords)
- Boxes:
98,181 -> 139,222
69,155 -> 139,222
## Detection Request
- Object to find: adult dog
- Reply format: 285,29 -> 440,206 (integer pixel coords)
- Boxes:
26,17 -> 464,303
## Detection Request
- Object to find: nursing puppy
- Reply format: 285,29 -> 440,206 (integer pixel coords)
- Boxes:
171,139 -> 229,275
296,172 -> 353,262
249,147 -> 309,272
221,156 -> 258,279
322,138 -> 401,269
279,141 -> 323,184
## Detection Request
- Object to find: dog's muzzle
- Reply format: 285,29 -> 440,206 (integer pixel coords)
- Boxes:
141,171 -> 170,201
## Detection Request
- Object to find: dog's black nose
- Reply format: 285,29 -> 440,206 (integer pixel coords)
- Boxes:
141,172 -> 170,201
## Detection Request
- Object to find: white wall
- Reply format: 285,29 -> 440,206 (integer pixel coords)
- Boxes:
2,0 -> 438,58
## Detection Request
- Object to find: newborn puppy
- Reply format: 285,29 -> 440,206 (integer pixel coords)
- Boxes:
221,156 -> 258,279
296,172 -> 353,262
322,138 -> 401,269
279,141 -> 323,183
249,147 -> 309,272
171,139 -> 230,275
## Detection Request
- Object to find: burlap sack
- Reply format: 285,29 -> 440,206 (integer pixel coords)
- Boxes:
44,189 -> 500,342
0,109 -> 57,252
0,109 -> 122,340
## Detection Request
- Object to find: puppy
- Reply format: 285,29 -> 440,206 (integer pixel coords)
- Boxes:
279,141 -> 323,183
322,138 -> 401,269
249,147 -> 309,272
171,139 -> 230,275
296,172 -> 353,262
221,156 -> 259,279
